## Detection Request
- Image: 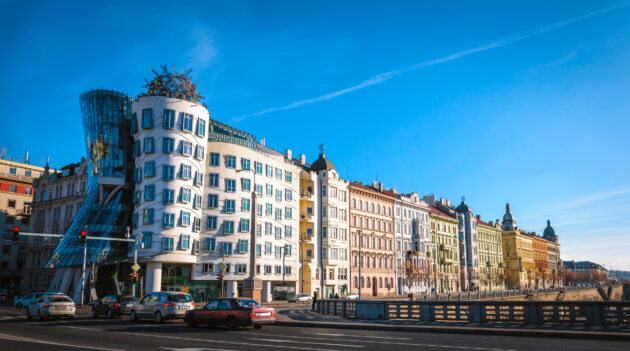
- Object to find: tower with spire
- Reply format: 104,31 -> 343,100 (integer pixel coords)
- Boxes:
501,203 -> 517,231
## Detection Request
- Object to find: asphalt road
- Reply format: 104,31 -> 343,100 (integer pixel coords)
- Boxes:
0,307 -> 628,351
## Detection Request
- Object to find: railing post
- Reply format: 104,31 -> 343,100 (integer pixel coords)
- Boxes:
470,303 -> 481,323
591,304 -> 602,326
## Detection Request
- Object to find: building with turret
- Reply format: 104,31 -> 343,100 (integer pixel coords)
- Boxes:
500,203 -> 535,289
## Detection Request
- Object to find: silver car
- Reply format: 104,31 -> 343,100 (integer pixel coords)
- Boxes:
27,295 -> 75,320
130,292 -> 195,323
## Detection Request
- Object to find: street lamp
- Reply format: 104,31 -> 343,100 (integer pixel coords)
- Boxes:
358,229 -> 362,298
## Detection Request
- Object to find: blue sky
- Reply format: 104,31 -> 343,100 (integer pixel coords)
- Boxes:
2,1 -> 629,269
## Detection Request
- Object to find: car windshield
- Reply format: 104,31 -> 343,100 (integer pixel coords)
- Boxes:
49,297 -> 73,303
167,294 -> 193,303
120,296 -> 137,302
236,299 -> 260,308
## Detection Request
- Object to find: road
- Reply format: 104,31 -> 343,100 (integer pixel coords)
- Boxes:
0,307 -> 628,351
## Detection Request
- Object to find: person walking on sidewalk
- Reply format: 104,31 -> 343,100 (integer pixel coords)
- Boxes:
312,293 -> 318,311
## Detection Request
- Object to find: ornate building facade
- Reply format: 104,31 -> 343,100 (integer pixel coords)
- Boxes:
476,217 -> 504,291
428,205 -> 460,292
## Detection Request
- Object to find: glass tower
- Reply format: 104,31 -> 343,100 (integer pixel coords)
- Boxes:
46,89 -> 134,268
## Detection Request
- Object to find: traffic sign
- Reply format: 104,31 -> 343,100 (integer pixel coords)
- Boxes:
219,263 -> 227,272
131,263 -> 141,272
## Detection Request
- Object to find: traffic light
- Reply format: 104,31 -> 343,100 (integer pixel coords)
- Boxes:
11,226 -> 20,243
80,230 -> 87,245
131,272 -> 138,284
217,272 -> 224,284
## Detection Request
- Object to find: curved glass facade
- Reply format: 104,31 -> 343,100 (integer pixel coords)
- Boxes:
47,90 -> 134,268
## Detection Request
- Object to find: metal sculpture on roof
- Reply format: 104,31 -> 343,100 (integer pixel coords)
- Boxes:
141,64 -> 204,103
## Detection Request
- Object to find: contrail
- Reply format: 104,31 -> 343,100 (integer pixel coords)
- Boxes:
231,2 -> 629,122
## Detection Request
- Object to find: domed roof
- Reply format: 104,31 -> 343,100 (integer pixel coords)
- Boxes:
543,219 -> 557,242
309,153 -> 336,172
456,198 -> 471,213
501,203 -> 517,231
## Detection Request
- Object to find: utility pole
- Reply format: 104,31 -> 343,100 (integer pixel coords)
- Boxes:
80,226 -> 88,306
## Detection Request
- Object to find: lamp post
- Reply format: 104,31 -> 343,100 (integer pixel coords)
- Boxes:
486,260 -> 492,292
358,229 -> 362,298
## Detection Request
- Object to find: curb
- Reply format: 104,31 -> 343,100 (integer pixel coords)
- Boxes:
274,320 -> 630,341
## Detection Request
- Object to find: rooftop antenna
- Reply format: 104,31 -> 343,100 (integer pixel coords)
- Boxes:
461,196 -> 466,202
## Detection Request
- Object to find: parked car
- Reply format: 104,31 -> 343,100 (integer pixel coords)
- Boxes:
27,295 -> 75,320
0,289 -> 8,302
92,295 -> 138,318
345,293 -> 359,300
185,298 -> 275,330
130,292 -> 194,323
288,294 -> 312,303
14,292 -> 64,308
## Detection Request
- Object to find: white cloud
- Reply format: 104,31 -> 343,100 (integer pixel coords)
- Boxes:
187,26 -> 218,73
231,1 -> 630,122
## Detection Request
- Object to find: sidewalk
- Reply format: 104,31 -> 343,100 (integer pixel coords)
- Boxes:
274,308 -> 630,341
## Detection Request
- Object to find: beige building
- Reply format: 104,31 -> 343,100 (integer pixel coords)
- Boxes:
429,206 -> 460,292
349,182 -> 395,297
0,156 -> 45,291
22,159 -> 88,292
476,217 -> 504,291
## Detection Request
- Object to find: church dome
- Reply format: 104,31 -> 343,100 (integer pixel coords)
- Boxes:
309,153 -> 336,172
456,198 -> 471,213
543,219 -> 558,242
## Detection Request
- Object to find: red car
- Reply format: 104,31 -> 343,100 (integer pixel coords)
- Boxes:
184,298 -> 275,330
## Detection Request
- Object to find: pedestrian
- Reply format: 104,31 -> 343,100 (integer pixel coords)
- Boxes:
334,293 -> 339,299
312,293 -> 317,311
329,292 -> 333,299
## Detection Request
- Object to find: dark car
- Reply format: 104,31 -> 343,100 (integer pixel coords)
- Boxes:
184,298 -> 275,330
92,295 -> 138,318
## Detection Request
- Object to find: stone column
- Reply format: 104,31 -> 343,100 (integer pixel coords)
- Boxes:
262,281 -> 272,302
146,263 -> 162,293
226,281 -> 238,297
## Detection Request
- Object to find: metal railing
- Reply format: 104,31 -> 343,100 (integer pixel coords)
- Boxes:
315,299 -> 630,327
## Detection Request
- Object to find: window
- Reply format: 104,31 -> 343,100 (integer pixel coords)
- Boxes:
143,137 -> 154,153
144,161 -> 155,178
255,184 -> 263,197
182,141 -> 193,156
285,225 -> 292,237
182,113 -> 193,132
266,204 -> 272,216
241,158 -> 250,170
225,179 -> 236,192
9,167 -> 16,175
265,222 -> 272,235
255,162 -> 263,174
133,141 -> 141,157
275,190 -> 282,202
239,239 -> 249,253
25,170 -> 31,177
163,237 -> 174,252
209,173 -> 219,187
206,238 -> 216,251
142,108 -> 153,128
256,224 -> 262,236
322,185 -> 327,196
223,221 -> 234,234
265,242 -> 272,255
240,219 -> 250,232
163,109 -> 175,128
285,207 -> 292,219
163,189 -> 174,204
223,241 -> 233,255
266,184 -> 273,196
256,204 -> 262,217
143,208 -> 154,224
135,190 -> 142,204
163,213 -> 174,228
144,185 -> 155,201
264,265 -> 272,274
207,216 -> 218,230
225,199 -> 235,213
226,155 -> 236,168
285,171 -> 292,183
162,165 -> 175,180
208,194 -> 218,208
265,165 -> 273,177
285,244 -> 292,256
163,137 -> 174,153
210,153 -> 220,166
256,244 -> 262,257
236,264 -> 247,274
142,232 -> 152,249
180,211 -> 190,226
193,194 -> 202,209
181,164 -> 192,179
8,200 -> 16,208
285,189 -> 292,201
194,171 -> 203,186
197,119 -> 206,137
203,263 -> 214,273
25,188 -> 32,195
275,227 -> 282,240
135,168 -> 142,183
275,265 -> 282,274
181,188 -> 191,203
275,168 -> 282,180
181,235 -> 190,249
242,198 -> 250,211
195,145 -> 205,159
241,178 -> 251,191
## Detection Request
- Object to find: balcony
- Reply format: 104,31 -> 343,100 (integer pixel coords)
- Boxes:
300,190 -> 313,199
300,212 -> 313,222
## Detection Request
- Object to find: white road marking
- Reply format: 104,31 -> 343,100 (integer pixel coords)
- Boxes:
0,332 -> 126,351
314,332 -> 412,340
121,332 -> 341,351
249,337 -> 363,348
241,333 -> 517,351
161,348 -> 238,351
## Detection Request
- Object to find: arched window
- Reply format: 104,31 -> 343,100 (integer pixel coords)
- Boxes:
352,199 -> 356,208
370,203 -> 375,212
377,204 -> 381,214
354,276 -> 358,288
379,277 -> 383,288
366,277 -> 370,288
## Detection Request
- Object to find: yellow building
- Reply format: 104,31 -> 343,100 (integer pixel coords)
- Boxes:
500,203 -> 534,289
429,206 -> 460,292
476,217 -> 505,291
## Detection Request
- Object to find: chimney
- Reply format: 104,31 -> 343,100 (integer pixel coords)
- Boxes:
378,182 -> 383,191
372,181 -> 378,188
25,151 -> 30,164
285,149 -> 292,159
300,154 -> 306,164
0,146 -> 5,159
392,187 -> 397,194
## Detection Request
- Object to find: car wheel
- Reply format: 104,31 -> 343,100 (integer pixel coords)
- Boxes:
16,303 -> 23,308
226,316 -> 239,330
254,324 -> 263,329
185,315 -> 196,328
92,308 -> 98,318
130,310 -> 137,322
26,309 -> 31,320
154,311 -> 163,324
107,309 -> 113,319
